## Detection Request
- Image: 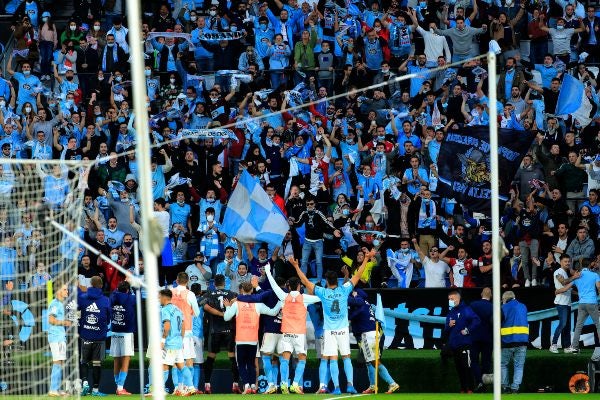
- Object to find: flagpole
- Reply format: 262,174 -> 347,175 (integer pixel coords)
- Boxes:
488,51 -> 502,400
374,321 -> 380,394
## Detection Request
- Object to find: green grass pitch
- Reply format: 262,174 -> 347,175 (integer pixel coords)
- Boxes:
0,393 -> 593,399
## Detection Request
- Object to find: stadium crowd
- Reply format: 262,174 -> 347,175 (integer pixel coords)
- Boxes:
0,0 -> 600,396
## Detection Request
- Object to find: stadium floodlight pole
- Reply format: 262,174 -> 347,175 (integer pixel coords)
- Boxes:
487,51 -> 501,400
134,240 -> 146,400
127,1 -> 166,398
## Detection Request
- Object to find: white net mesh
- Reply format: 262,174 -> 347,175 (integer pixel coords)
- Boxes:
0,159 -> 85,397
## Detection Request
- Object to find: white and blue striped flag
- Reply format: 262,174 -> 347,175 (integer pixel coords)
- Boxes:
221,170 -> 289,247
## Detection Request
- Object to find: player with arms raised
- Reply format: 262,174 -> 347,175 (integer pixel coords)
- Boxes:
289,249 -> 376,394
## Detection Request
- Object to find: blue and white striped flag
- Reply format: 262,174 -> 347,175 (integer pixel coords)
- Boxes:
221,170 -> 289,247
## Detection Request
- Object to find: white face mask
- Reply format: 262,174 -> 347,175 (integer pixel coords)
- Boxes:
70,25 -> 77,31
209,10 -> 217,16
115,76 -> 122,82
110,253 -> 119,261
42,17 -> 48,22
24,107 -> 32,113
206,215 -> 214,222
144,69 -> 151,77
170,78 -> 176,84
191,16 -> 197,22
94,25 -> 100,31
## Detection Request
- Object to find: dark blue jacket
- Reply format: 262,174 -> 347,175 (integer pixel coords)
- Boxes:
110,290 -> 137,333
348,291 -> 376,338
501,299 -> 529,347
445,301 -> 480,350
78,287 -> 111,340
470,299 -> 493,343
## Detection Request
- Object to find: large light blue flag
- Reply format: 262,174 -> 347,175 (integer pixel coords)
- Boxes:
221,170 -> 289,248
375,293 -> 385,329
556,74 -> 584,115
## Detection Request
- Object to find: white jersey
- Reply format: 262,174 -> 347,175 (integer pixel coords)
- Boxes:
423,257 -> 450,288
553,268 -> 572,306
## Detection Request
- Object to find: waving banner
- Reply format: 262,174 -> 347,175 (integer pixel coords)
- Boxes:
436,127 -> 534,212
181,128 -> 239,142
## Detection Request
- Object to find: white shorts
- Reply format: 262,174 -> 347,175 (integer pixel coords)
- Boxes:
322,328 -> 351,357
359,331 -> 379,363
182,336 -> 196,360
162,348 -> 185,366
315,336 -> 324,359
278,333 -> 307,355
193,337 -> 204,364
260,332 -> 282,354
50,341 -> 67,362
110,332 -> 135,357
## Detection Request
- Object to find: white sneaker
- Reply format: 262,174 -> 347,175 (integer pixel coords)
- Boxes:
531,279 -> 538,286
524,279 -> 531,287
564,347 -> 579,353
549,344 -> 558,353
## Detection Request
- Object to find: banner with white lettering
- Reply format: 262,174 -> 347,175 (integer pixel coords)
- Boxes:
436,127 -> 534,212
180,128 -> 239,142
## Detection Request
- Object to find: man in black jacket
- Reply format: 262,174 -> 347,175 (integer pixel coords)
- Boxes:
289,196 -> 341,278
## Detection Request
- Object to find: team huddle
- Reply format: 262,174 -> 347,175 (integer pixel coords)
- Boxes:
46,253 -> 400,396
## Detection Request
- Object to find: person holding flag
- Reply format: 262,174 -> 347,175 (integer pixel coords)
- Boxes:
348,289 -> 400,394
263,263 -> 321,394
289,250 -> 375,394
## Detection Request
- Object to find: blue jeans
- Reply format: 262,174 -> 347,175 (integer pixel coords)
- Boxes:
39,41 -> 54,75
552,304 -> 571,347
452,53 -> 472,64
501,346 -> 526,391
270,70 -> 287,90
301,239 -> 323,278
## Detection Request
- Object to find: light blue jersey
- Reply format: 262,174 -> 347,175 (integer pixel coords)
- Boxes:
48,298 -> 66,343
161,303 -> 183,350
192,303 -> 204,338
314,282 -> 353,330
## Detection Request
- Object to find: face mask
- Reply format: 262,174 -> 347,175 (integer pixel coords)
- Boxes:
557,25 -> 565,30
430,28 -> 435,34
94,25 -> 100,31
423,199 -> 430,204
191,16 -> 197,22
43,17 -> 48,22
66,75 -> 74,81
209,10 -> 217,16
107,42 -> 114,47
374,27 -> 381,32
342,209 -> 350,216
98,75 -> 104,81
382,68 -> 389,74
210,97 -> 219,103
258,257 -> 267,263
24,107 -> 32,113
70,25 -> 77,31
401,248 -> 409,254
206,215 -> 214,222
419,2 -> 427,9
260,23 -> 267,30
373,239 -> 380,246
177,200 -> 185,206
115,76 -> 122,82
110,253 -> 119,261
108,227 -> 116,232
121,197 -> 129,203
366,222 -> 374,228
376,150 -> 384,155
231,26 -> 238,32
145,69 -> 151,77
448,299 -> 455,308
23,70 -> 30,76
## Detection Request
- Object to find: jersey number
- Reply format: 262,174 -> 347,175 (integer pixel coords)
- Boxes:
330,300 -> 340,314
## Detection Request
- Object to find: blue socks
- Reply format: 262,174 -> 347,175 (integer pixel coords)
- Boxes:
319,359 -> 328,387
329,359 -> 339,388
117,371 -> 128,387
343,357 -> 353,386
193,364 -> 201,388
280,358 -> 290,386
172,367 -> 180,387
367,364 -> 376,386
379,364 -> 394,385
50,363 -> 61,392
262,356 -> 273,384
162,369 -> 169,385
182,366 -> 193,387
293,360 -> 306,385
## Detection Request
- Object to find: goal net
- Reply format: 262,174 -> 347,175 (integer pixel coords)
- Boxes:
0,159 -> 86,397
